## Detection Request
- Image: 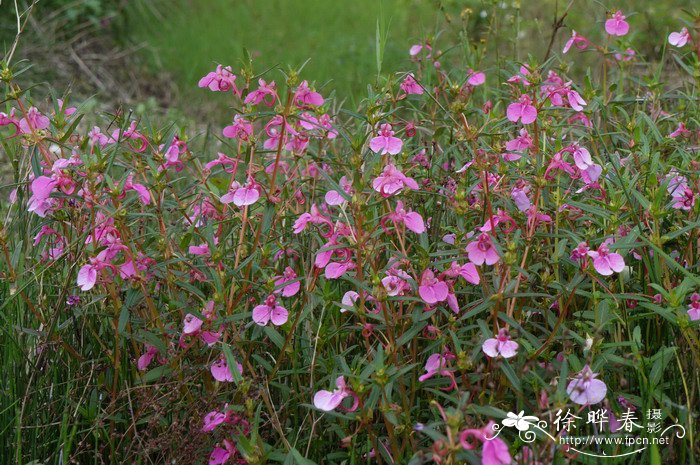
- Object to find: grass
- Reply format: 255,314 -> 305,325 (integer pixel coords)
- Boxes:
128,0 -> 441,109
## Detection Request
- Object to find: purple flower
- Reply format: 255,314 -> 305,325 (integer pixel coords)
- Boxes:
566,365 -> 607,405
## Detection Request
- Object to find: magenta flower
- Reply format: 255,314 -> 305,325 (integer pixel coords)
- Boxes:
563,30 -> 589,53
387,201 -> 425,234
466,233 -> 500,266
567,88 -> 587,111
372,163 -> 419,197
324,260 -> 356,279
294,80 -> 324,107
506,95 -> 537,125
409,43 -> 432,57
222,114 -> 253,141
381,268 -> 411,296
671,188 -> 696,211
220,179 -> 260,207
324,176 -> 353,206
77,263 -> 99,291
313,376 -> 359,412
294,203 -> 334,236
252,295 -> 288,326
243,79 -> 277,106
202,411 -> 226,432
605,11 -> 629,36
688,293 -> 700,321
400,74 -> 424,95
111,121 -> 148,152
503,128 -> 533,161
481,435 -> 511,465
340,290 -> 360,313
669,122 -> 691,138
587,243 -> 625,276
669,27 -> 690,47
569,144 -> 594,171
28,175 -> 57,217
482,328 -> 519,359
418,269 -> 449,304
210,355 -> 243,383
447,261 -> 480,285
273,266 -> 301,297
198,65 -> 238,93
466,69 -> 486,87
183,313 -> 203,335
418,353 -> 456,390
567,365 -> 607,405
137,344 -> 158,371
19,106 -> 50,134
209,440 -> 235,465
369,123 -> 403,155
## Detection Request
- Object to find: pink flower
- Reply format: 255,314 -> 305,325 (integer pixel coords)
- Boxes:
466,233 -> 500,266
669,122 -> 691,138
570,144 -> 594,171
210,355 -> 243,383
688,293 -> 700,321
503,128 -> 533,161
671,188 -> 696,211
209,440 -> 235,465
222,115 -> 253,140
511,187 -> 531,212
400,73 -> 424,95
19,106 -> 50,133
482,435 -> 512,465
325,260 -> 356,279
614,48 -> 635,62
418,269 -> 449,304
111,121 -> 148,153
567,89 -> 587,111
381,268 -> 411,296
205,152 -> 238,174
668,27 -> 690,47
418,353 -> 456,390
605,11 -> 629,37
77,263 -> 98,291
293,204 -> 334,236
244,79 -> 277,106
273,266 -> 301,297
294,80 -> 324,107
198,65 -> 238,93
189,242 -> 211,256
506,95 -> 537,125
252,295 -> 288,326
137,344 -> 158,371
409,43 -> 432,57
369,123 -> 403,155
466,69 -> 486,87
56,99 -> 76,116
563,30 -> 589,53
587,243 -> 625,275
372,163 -> 419,197
340,291 -> 359,313
202,411 -> 226,432
482,328 -> 519,359
447,261 -> 480,285
324,176 -> 353,206
387,201 -> 425,233
183,313 -> 203,335
28,175 -> 57,217
220,179 -> 260,207
124,175 -> 151,205
313,376 -> 359,412
567,365 -> 607,405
